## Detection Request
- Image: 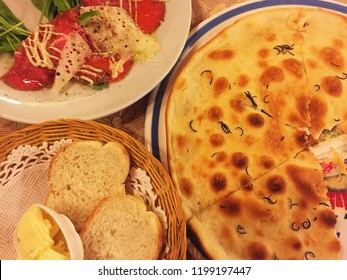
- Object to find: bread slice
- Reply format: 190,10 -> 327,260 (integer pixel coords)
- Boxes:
80,194 -> 163,260
46,140 -> 130,232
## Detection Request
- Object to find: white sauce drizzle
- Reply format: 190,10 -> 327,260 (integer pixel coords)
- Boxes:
109,56 -> 126,79
22,24 -> 66,70
20,0 -> 165,89
78,65 -> 104,85
79,64 -> 104,75
79,75 -> 94,85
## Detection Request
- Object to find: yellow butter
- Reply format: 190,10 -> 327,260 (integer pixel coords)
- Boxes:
15,205 -> 70,260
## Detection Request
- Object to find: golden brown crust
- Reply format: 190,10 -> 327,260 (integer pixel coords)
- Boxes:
165,7 -> 344,259
46,140 -> 130,232
188,152 -> 341,260
80,195 -> 163,260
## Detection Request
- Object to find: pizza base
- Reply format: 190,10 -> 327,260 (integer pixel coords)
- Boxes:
188,151 -> 341,260
165,6 -> 345,259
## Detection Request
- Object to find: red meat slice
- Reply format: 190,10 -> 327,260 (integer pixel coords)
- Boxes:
132,0 -> 166,34
81,0 -> 165,34
1,1 -> 157,91
75,53 -> 133,86
2,47 -> 56,90
1,8 -> 84,90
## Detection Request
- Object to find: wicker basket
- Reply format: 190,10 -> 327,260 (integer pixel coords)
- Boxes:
0,118 -> 186,260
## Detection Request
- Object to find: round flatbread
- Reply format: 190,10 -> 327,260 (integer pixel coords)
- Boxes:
165,6 -> 344,259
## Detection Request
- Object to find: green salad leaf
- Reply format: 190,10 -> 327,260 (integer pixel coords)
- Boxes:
78,10 -> 100,26
1,0 -> 109,90
91,81 -> 108,90
0,0 -> 81,54
31,0 -> 81,22
31,0 -> 57,22
0,0 -> 31,53
54,0 -> 81,13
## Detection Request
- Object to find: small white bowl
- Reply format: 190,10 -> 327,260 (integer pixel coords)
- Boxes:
14,204 -> 84,260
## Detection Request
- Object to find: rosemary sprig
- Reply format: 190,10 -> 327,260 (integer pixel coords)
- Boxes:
274,44 -> 295,56
244,91 -> 258,108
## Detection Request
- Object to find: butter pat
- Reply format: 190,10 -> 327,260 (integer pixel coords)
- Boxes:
14,204 -> 84,260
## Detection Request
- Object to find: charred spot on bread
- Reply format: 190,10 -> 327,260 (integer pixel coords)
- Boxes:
246,113 -> 265,128
291,239 -> 303,251
208,49 -> 235,60
219,196 -> 241,216
213,77 -> 230,96
175,135 -> 187,151
178,177 -> 194,198
319,47 -> 344,69
259,66 -> 284,86
231,152 -> 249,169
210,172 -> 227,192
260,155 -> 275,169
321,76 -> 343,97
318,208 -> 337,228
265,175 -> 286,193
285,165 -> 323,203
207,106 -> 223,122
209,133 -> 225,147
282,58 -> 305,79
294,129 -> 309,147
246,241 -> 270,260
229,98 -> 245,113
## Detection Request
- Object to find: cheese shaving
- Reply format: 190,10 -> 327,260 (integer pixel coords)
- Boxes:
80,6 -> 161,62
53,32 -> 92,92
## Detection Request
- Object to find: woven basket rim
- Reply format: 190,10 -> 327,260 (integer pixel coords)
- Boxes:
0,118 -> 187,260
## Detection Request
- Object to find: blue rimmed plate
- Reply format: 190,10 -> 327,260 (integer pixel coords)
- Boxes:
144,0 -> 347,259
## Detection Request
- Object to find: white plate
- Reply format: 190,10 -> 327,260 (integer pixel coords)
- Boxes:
145,0 -> 347,259
0,0 -> 191,123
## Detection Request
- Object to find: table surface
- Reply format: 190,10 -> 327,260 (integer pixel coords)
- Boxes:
1,0 -> 347,261
1,0 -> 347,143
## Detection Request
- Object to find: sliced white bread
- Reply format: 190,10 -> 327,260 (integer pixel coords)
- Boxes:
46,140 -> 130,232
80,194 -> 163,260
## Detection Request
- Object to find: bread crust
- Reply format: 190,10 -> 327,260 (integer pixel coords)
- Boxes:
46,140 -> 130,232
80,194 -> 163,260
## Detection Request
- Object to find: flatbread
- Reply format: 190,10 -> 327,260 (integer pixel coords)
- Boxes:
165,6 -> 344,259
170,8 -> 311,129
166,97 -> 309,218
189,151 -> 341,260
299,9 -> 347,138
